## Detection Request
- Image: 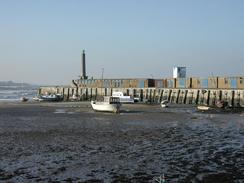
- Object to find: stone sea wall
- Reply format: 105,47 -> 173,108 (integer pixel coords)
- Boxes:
38,86 -> 244,107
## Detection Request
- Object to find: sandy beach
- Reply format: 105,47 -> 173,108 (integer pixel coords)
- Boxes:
0,101 -> 244,183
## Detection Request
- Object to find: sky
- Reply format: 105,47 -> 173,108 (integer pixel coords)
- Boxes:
0,0 -> 244,85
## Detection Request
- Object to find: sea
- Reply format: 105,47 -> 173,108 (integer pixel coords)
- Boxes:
0,85 -> 38,101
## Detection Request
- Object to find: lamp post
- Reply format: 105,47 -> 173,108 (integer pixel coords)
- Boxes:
100,68 -> 104,97
101,68 -> 104,80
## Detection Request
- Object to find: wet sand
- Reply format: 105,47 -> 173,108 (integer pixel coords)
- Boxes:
0,101 -> 244,183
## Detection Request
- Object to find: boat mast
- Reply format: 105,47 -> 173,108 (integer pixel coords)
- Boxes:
101,68 -> 104,97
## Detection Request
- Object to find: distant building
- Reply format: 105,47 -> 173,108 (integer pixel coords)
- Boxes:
75,78 -> 155,88
173,67 -> 186,78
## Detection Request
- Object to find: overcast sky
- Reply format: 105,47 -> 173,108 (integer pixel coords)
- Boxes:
0,0 -> 244,85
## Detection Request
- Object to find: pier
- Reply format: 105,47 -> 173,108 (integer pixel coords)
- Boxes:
37,49 -> 244,108
38,85 -> 244,107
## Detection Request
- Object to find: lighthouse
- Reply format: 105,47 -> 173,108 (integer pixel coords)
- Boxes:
81,50 -> 88,79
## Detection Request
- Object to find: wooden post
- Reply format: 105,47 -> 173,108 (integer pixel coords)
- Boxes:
183,90 -> 188,104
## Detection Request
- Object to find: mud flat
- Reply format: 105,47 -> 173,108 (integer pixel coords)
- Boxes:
0,102 -> 244,182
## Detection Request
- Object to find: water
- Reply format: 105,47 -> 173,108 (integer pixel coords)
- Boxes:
0,86 -> 37,101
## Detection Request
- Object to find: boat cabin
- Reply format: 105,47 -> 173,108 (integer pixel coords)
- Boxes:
104,96 -> 120,104
112,92 -> 134,103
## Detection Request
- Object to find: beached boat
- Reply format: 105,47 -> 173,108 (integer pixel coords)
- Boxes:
20,96 -> 29,102
39,94 -> 63,102
197,105 -> 210,111
19,82 -> 29,102
70,94 -> 78,101
161,100 -> 169,108
215,100 -> 228,108
112,92 -> 134,103
91,96 -> 121,113
133,96 -> 140,103
33,96 -> 41,101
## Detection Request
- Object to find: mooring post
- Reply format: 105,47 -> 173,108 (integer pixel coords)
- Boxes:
206,90 -> 210,105
176,89 -> 180,104
140,89 -> 143,102
183,89 -> 188,104
231,90 -> 235,107
159,89 -> 164,103
168,89 -> 172,102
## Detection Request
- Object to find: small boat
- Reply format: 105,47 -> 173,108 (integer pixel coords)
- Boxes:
19,82 -> 29,102
112,92 -> 134,103
215,100 -> 228,108
197,105 -> 210,111
70,94 -> 78,101
33,96 -> 41,101
91,96 -> 121,113
133,96 -> 140,103
161,100 -> 169,108
20,96 -> 29,102
39,94 -> 63,102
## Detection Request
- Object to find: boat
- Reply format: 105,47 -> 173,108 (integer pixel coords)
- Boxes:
39,94 -> 63,102
20,96 -> 29,102
112,92 -> 134,103
161,100 -> 169,108
91,96 -> 121,113
215,100 -> 228,108
133,96 -> 140,103
19,82 -> 29,102
197,105 -> 210,111
70,94 -> 78,101
33,96 -> 41,101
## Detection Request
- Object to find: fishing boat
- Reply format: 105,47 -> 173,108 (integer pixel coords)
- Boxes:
91,96 -> 121,113
112,92 -> 134,103
38,94 -> 63,102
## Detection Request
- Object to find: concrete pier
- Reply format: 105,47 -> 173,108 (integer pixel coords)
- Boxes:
38,86 -> 244,107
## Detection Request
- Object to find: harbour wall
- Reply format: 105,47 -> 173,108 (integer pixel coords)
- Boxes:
75,76 -> 244,89
38,86 -> 244,107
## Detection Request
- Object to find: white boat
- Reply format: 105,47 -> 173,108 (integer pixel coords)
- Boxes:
161,100 -> 169,108
91,96 -> 121,113
112,92 -> 134,103
197,105 -> 210,111
70,94 -> 78,101
33,96 -> 40,101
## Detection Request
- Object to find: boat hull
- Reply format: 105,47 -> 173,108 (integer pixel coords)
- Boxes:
20,97 -> 28,102
119,98 -> 134,103
161,100 -> 169,108
39,94 -> 63,102
197,106 -> 210,111
91,101 -> 120,113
